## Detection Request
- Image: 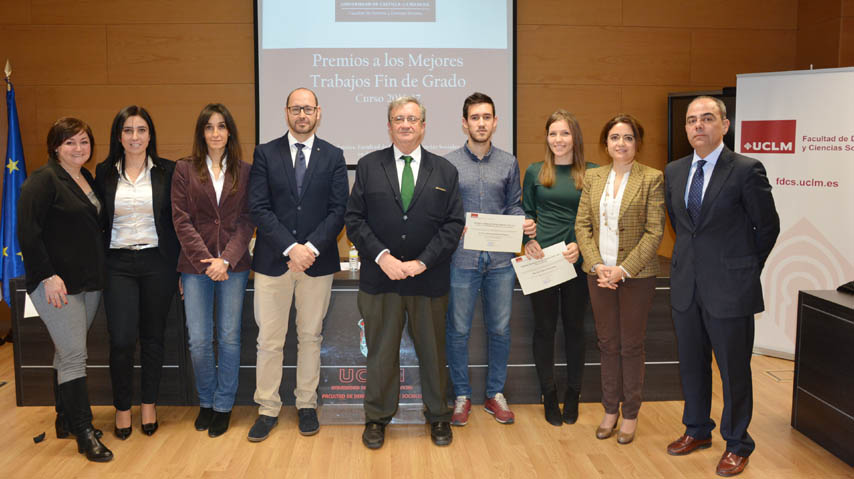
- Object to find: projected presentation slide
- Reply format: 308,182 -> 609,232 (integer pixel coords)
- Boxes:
257,0 -> 515,164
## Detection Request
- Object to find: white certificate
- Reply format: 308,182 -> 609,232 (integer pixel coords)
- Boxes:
511,242 -> 578,295
463,212 -> 524,253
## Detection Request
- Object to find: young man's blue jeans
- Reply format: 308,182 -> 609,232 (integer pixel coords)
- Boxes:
182,270 -> 250,412
446,254 -> 515,399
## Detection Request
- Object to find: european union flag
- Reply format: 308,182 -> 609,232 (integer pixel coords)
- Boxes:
0,78 -> 27,304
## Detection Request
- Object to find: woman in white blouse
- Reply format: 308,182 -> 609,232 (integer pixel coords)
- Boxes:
94,106 -> 180,440
575,114 -> 665,445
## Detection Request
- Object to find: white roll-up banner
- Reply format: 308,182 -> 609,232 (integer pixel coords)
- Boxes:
736,67 -> 854,357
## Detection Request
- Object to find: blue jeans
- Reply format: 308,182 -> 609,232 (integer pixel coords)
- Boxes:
182,270 -> 249,412
446,254 -> 515,398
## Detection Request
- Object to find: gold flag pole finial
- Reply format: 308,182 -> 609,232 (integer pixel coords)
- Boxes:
4,59 -> 10,91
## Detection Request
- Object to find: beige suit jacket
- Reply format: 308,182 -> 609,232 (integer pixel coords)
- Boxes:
575,161 -> 665,278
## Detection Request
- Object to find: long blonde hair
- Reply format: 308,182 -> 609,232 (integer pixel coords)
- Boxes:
539,109 -> 585,190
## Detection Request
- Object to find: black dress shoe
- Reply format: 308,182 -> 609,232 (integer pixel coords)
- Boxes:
563,387 -> 580,424
114,424 -> 132,440
195,407 -> 214,431
141,421 -> 158,436
362,422 -> 385,449
543,390 -> 562,426
430,421 -> 452,446
77,427 -> 113,462
208,411 -> 231,438
298,408 -> 319,436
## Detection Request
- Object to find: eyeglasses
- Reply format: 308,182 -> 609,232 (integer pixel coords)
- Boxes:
287,106 -> 317,115
391,115 -> 421,125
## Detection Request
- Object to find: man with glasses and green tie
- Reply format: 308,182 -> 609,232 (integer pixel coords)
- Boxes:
345,96 -> 464,449
247,87 -> 348,441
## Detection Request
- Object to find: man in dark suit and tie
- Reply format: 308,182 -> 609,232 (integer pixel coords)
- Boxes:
664,96 -> 780,477
247,88 -> 348,440
345,96 -> 464,449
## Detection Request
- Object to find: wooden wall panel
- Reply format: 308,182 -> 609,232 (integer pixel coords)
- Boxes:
515,84 -> 620,144
842,17 -> 854,65
623,0 -> 797,29
32,84 -> 254,144
690,30 -> 797,85
0,0 -> 29,24
796,19 -> 843,69
518,26 -> 692,85
106,24 -> 254,85
0,26 -> 107,85
846,0 -> 854,15
31,0 -> 253,24
517,0 -> 620,26
797,0 -> 843,25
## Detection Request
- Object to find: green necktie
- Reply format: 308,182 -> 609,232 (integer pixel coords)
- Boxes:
401,155 -> 414,211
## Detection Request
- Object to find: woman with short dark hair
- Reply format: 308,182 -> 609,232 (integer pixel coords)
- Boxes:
18,117 -> 113,461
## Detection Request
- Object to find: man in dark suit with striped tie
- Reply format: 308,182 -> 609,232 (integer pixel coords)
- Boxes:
345,96 -> 464,449
664,96 -> 780,477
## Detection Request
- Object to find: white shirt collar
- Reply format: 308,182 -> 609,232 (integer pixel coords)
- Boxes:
393,144 -> 421,164
288,132 -> 315,150
692,141 -> 725,167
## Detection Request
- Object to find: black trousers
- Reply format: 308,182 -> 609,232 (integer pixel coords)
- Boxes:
529,265 -> 589,395
105,248 -> 178,411
672,288 -> 755,457
357,291 -> 451,424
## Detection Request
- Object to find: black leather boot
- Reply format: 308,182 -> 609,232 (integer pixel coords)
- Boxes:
563,387 -> 580,424
61,377 -> 113,462
53,370 -> 70,439
54,371 -> 102,439
543,389 -> 562,426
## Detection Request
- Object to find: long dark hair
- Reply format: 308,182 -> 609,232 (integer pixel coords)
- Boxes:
187,103 -> 242,192
106,105 -> 158,178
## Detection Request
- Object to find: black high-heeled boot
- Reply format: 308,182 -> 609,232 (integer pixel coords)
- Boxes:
76,427 -> 113,462
563,387 -> 580,424
54,371 -> 102,439
61,377 -> 114,462
543,390 -> 562,426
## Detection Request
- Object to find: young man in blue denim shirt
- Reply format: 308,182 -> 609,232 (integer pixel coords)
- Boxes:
444,92 -> 536,425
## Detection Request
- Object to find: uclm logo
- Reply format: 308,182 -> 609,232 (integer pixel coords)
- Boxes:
740,120 -> 796,154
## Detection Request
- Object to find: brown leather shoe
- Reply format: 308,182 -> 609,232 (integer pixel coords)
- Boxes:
666,434 -> 712,455
716,451 -> 749,477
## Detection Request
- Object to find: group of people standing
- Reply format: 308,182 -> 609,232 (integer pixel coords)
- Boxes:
18,90 -> 778,477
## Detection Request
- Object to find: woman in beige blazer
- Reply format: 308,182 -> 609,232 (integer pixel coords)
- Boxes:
575,114 -> 665,445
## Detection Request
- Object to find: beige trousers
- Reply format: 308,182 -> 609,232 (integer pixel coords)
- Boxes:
253,270 -> 333,415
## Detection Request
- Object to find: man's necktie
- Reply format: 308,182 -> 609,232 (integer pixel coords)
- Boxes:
401,155 -> 414,211
687,159 -> 707,225
294,143 -> 306,196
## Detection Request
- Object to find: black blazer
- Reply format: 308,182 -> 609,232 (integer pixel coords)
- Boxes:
94,156 -> 180,266
18,161 -> 106,294
345,145 -> 464,297
248,133 -> 348,277
664,146 -> 780,318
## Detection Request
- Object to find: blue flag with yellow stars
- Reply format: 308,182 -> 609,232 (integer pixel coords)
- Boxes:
0,78 -> 27,304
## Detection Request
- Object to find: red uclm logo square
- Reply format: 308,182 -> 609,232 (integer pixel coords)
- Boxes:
740,120 -> 796,154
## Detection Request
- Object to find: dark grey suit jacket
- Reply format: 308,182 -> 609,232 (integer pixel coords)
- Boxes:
345,145 -> 464,297
664,146 -> 780,318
